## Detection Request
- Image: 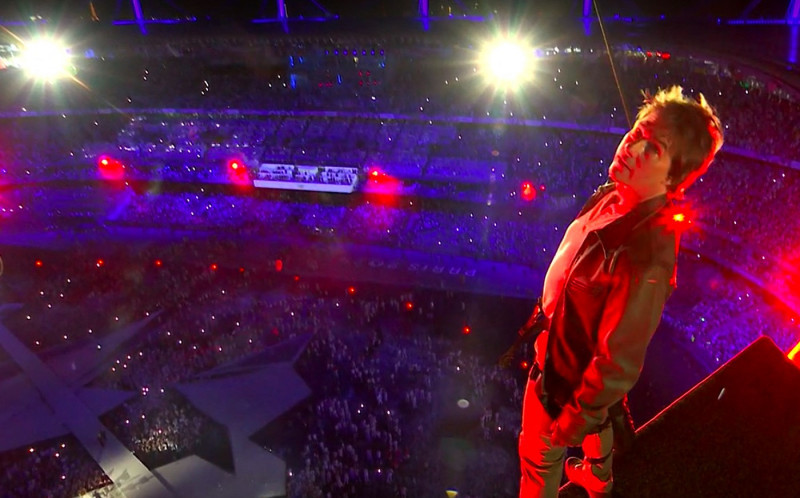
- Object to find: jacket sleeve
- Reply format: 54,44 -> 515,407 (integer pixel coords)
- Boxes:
554,255 -> 673,444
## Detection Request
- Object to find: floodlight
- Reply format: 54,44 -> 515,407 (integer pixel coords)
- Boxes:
480,38 -> 532,85
20,38 -> 72,81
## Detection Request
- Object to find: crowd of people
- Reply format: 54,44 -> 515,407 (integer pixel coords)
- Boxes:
1,40 -> 799,180
99,389 -> 230,471
1,241 -> 795,496
0,436 -> 111,498
0,29 -> 799,498
5,144 -> 800,324
661,255 -> 798,368
277,292 -> 524,498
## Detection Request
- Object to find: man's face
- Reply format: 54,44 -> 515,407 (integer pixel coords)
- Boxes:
609,112 -> 673,200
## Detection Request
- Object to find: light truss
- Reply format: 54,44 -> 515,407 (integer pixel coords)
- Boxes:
115,0 -> 336,34
252,0 -> 336,32
789,0 -> 800,21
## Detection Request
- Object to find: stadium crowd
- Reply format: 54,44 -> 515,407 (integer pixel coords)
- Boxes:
0,436 -> 111,498
280,292 -> 523,498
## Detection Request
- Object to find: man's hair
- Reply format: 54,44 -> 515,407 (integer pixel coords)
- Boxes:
637,86 -> 724,197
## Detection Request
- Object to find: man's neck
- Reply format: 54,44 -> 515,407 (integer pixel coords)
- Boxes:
616,186 -> 666,210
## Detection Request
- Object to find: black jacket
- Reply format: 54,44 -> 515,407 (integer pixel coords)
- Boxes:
539,183 -> 679,443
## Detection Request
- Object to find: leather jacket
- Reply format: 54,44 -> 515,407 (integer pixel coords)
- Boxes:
537,182 -> 679,444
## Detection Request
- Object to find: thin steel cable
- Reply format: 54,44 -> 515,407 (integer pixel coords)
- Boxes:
593,0 -> 632,128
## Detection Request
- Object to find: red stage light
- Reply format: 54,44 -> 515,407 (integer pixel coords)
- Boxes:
462,325 -> 471,335
275,259 -> 283,272
661,203 -> 697,234
154,259 -> 162,267
96,259 -> 104,268
521,360 -> 529,370
521,181 -> 536,201
661,52 -> 671,60
35,260 -> 43,267
97,156 -> 124,181
365,167 -> 402,199
347,286 -> 356,295
239,267 -> 245,273
405,301 -> 414,310
667,210 -> 692,231
227,159 -> 250,186
210,263 -> 218,271
294,275 -> 300,281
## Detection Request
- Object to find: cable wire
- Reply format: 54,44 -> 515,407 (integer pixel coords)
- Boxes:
592,0 -> 632,128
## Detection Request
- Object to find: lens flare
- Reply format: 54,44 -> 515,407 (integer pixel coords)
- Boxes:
20,38 -> 72,81
479,37 -> 533,88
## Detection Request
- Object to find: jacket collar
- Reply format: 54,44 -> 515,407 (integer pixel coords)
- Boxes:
591,183 -> 670,252
577,182 -> 616,217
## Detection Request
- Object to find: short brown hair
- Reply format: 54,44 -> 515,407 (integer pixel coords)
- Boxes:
637,86 -> 724,198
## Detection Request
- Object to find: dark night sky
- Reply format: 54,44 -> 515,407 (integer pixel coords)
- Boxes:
0,0 -> 792,23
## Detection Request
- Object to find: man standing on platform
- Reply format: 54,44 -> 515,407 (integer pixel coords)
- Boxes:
517,86 -> 724,498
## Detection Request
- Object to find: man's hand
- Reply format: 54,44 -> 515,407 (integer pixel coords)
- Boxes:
499,298 -> 548,369
549,415 -> 587,447
548,420 -> 570,447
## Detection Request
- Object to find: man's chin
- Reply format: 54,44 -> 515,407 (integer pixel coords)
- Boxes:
609,164 -> 631,184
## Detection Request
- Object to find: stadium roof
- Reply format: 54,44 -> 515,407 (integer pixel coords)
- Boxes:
0,0 -> 796,23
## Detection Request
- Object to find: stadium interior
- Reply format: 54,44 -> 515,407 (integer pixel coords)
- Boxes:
0,0 -> 799,497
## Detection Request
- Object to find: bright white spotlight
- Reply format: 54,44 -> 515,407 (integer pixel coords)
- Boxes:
20,38 -> 72,81
480,38 -> 532,86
